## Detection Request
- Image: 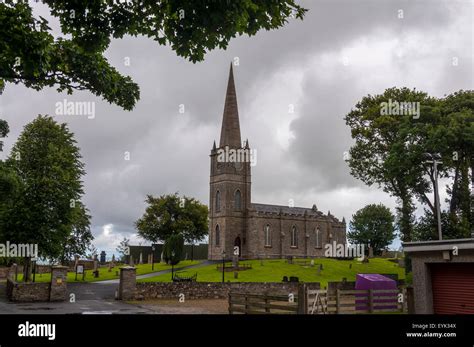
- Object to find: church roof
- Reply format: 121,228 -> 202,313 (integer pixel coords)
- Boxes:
251,203 -> 342,222
219,63 -> 242,149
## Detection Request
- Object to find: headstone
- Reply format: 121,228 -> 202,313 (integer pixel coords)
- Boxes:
129,255 -> 134,267
100,251 -> 106,263
381,249 -> 387,258
108,262 -> 113,272
139,252 -> 143,264
232,255 -> 239,269
93,255 -> 99,273
310,259 -> 314,267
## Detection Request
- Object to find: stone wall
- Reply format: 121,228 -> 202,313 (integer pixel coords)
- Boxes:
135,282 -> 321,300
0,267 -> 9,279
6,278 -> 51,302
0,265 -> 51,279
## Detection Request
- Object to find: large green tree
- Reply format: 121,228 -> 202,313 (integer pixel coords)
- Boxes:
135,193 -> 208,244
0,115 -> 93,265
0,0 -> 306,110
348,204 -> 396,255
345,88 -> 473,242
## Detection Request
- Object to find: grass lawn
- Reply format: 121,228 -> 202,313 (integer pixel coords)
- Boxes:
138,258 -> 405,289
16,260 -> 202,283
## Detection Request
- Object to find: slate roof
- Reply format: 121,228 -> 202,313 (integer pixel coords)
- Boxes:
251,203 -> 342,222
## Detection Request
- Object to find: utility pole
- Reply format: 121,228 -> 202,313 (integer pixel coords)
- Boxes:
424,153 -> 443,240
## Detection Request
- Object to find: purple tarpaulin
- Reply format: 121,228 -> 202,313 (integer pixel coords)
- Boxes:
355,274 -> 398,311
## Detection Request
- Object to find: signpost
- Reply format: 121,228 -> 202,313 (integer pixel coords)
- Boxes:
75,264 -> 85,281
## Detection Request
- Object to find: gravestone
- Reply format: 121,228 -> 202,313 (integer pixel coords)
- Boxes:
93,255 -> 99,277
129,255 -> 134,267
310,259 -> 314,267
139,252 -> 143,265
100,251 -> 106,263
232,255 -> 239,269
93,255 -> 98,271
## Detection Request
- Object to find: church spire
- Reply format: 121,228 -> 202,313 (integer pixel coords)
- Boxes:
219,63 -> 242,149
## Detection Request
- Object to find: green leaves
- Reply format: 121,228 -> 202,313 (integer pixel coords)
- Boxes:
135,192 -> 208,244
348,204 -> 396,255
1,1 -> 307,110
345,88 -> 474,241
0,115 -> 92,260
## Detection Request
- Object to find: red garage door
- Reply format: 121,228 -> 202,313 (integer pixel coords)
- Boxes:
431,263 -> 474,314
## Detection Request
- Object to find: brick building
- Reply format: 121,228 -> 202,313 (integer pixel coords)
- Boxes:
208,65 -> 346,260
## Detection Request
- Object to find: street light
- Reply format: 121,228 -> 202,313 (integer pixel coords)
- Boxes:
424,153 -> 443,240
151,245 -> 155,271
222,250 -> 226,283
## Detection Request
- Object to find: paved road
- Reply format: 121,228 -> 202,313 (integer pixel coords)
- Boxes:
0,281 -> 152,314
0,261 -> 218,314
96,260 -> 215,284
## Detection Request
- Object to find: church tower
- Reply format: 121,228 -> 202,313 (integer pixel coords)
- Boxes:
208,64 -> 251,260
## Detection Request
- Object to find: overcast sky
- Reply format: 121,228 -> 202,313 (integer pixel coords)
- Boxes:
0,0 -> 472,257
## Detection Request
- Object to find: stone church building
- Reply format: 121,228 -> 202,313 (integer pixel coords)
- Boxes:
208,65 -> 346,260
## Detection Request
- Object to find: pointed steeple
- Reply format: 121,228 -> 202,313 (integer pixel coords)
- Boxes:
219,63 -> 242,149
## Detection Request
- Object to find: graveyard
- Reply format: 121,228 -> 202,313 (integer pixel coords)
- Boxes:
13,260 -> 201,283
138,257 -> 404,289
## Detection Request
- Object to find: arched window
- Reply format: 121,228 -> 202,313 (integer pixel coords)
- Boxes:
235,190 -> 242,210
215,225 -> 220,246
215,190 -> 221,211
315,227 -> 321,249
291,226 -> 298,247
264,224 -> 271,247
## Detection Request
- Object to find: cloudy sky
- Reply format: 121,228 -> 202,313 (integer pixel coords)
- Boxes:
0,0 -> 472,257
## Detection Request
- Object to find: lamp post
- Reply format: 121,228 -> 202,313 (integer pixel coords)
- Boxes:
222,250 -> 226,283
151,245 -> 155,271
424,153 -> 443,240
171,250 -> 175,281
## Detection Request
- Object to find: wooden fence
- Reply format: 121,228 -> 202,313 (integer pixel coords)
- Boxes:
228,292 -> 302,314
307,288 -> 407,314
228,285 -> 407,314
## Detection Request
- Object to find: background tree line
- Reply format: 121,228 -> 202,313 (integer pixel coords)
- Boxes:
345,88 -> 473,243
